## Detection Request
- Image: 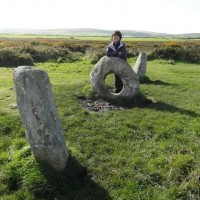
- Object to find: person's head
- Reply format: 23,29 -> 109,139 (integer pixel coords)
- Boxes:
112,30 -> 122,43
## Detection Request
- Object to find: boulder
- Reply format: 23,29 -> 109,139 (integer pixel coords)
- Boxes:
90,56 -> 140,101
133,52 -> 147,77
13,66 -> 68,172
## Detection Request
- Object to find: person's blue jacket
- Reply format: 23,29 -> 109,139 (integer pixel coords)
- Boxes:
106,41 -> 127,61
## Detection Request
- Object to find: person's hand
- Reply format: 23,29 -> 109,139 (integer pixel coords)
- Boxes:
113,52 -> 119,56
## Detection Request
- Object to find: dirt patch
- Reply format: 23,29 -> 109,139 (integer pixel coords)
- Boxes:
78,93 -> 154,113
79,99 -> 124,112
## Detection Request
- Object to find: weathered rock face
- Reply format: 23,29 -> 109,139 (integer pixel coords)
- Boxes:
13,66 -> 68,172
133,52 -> 147,77
90,56 -> 140,101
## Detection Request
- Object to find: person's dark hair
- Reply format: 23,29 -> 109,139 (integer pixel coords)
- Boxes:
112,30 -> 122,40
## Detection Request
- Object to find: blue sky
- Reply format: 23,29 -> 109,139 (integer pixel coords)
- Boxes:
0,0 -> 200,34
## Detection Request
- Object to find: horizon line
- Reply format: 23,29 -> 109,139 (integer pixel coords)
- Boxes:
0,27 -> 200,35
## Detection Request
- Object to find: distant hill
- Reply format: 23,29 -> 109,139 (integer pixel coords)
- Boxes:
0,28 -> 200,38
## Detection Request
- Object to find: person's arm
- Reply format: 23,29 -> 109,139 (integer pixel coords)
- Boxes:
106,47 -> 119,57
119,45 -> 127,60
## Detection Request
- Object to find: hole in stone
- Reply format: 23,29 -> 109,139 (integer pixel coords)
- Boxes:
105,73 -> 123,94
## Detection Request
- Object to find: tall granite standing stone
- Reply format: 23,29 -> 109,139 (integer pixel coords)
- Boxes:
133,52 -> 147,77
13,66 -> 68,172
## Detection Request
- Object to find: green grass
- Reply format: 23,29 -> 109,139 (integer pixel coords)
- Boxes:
0,34 -> 196,42
0,34 -> 74,39
0,58 -> 200,199
73,36 -> 187,42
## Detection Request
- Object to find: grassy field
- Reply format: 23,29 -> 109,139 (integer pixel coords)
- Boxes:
1,37 -> 200,68
0,57 -> 200,200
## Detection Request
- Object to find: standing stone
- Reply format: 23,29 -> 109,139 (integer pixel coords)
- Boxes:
13,66 -> 68,172
90,56 -> 140,101
133,52 -> 147,77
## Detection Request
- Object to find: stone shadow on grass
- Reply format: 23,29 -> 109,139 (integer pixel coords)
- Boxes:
139,76 -> 178,86
147,101 -> 199,118
36,155 -> 112,200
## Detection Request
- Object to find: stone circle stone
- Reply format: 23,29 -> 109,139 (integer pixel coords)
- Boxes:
90,56 -> 140,101
13,66 -> 68,172
133,52 -> 147,77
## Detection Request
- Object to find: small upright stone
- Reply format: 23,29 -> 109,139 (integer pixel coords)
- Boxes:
13,66 -> 68,172
133,52 -> 147,77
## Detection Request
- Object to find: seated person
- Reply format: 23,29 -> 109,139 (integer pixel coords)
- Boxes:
106,30 -> 127,93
